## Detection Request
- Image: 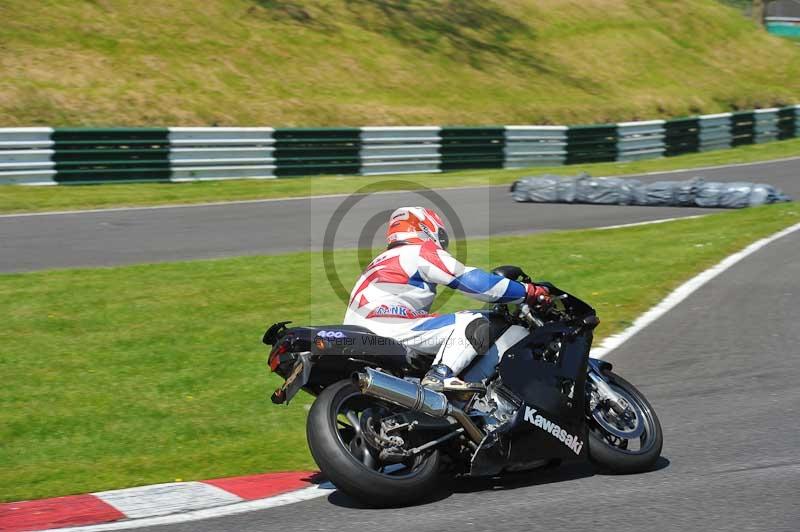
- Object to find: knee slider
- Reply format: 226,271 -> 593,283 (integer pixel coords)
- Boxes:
465,317 -> 492,356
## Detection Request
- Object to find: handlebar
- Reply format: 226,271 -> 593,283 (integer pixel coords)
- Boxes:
489,267 -> 597,328
519,293 -> 569,328
519,303 -> 545,327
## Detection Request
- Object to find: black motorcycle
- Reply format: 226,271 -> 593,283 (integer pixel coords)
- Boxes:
263,266 -> 663,507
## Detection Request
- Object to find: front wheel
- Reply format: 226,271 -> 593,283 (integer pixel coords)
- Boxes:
587,371 -> 663,474
306,379 -> 441,507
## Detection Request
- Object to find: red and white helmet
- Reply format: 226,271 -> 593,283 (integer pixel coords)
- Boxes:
386,207 -> 449,250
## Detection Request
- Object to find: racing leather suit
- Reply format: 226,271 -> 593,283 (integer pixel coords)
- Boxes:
343,240 -> 527,376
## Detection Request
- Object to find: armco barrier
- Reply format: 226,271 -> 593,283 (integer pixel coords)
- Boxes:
698,113 -> 732,152
616,120 -> 665,162
792,105 -> 799,136
359,127 -> 441,175
777,107 -> 797,140
273,128 -> 360,177
663,117 -> 700,157
1,105 -> 798,185
503,126 -> 567,168
731,111 -> 756,147
565,125 -> 618,164
754,108 -> 780,144
169,127 -> 275,181
440,127 -> 505,170
52,128 -> 171,184
0,127 -> 55,185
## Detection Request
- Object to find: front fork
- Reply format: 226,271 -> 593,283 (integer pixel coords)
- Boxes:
586,359 -> 630,415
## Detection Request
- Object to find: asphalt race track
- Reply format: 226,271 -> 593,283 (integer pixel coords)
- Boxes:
1,158 -> 799,273
132,213 -> 800,531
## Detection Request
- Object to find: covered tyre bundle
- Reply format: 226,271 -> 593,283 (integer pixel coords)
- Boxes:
509,178 -> 534,202
574,176 -> 640,205
510,175 -> 558,202
750,184 -> 792,206
674,178 -> 704,206
632,178 -> 704,207
510,173 -> 585,203
718,182 -> 757,209
695,181 -> 792,208
693,180 -> 727,208
632,181 -> 676,207
556,176 -> 580,203
512,173 -> 792,208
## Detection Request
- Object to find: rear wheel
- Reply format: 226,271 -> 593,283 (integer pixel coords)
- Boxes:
307,379 -> 441,507
587,371 -> 663,474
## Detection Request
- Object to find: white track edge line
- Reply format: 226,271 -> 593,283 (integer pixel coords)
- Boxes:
38,483 -> 336,532
610,154 -> 800,179
2,155 -> 798,219
590,214 -> 708,231
591,220 -> 800,359
0,185 -> 477,218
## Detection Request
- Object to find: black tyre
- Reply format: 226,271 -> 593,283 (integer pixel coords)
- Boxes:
587,370 -> 663,474
306,379 -> 441,507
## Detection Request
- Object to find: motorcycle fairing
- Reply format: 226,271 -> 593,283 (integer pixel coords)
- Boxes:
462,323 -> 528,382
469,321 -> 593,475
500,322 -> 591,420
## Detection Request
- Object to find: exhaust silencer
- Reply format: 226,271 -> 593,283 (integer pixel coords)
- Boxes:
353,367 -> 484,444
354,367 -> 448,417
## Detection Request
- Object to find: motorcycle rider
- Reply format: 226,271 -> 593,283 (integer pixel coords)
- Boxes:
344,206 -> 550,392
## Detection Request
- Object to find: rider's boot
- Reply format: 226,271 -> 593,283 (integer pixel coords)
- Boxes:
421,364 -> 485,394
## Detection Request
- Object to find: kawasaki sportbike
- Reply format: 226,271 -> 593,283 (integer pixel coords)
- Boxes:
263,266 -> 663,507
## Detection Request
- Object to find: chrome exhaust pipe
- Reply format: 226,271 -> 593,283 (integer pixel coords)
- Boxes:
354,367 -> 448,417
353,367 -> 485,444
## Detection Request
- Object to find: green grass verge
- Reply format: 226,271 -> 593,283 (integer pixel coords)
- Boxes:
1,203 -> 798,502
1,1 -> 799,127
2,138 -> 799,214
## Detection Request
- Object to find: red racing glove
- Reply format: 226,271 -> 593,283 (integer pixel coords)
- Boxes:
525,283 -> 551,307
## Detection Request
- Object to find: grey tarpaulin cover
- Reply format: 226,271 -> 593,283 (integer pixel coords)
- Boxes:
632,178 -> 704,207
510,173 -> 583,203
575,176 -> 640,205
695,181 -> 792,208
511,174 -> 792,208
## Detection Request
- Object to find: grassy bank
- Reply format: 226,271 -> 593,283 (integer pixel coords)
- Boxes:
1,137 -> 799,214
1,1 -> 799,127
2,203 -> 799,502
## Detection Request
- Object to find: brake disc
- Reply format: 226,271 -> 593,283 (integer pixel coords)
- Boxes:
361,408 -> 405,450
590,386 -> 645,440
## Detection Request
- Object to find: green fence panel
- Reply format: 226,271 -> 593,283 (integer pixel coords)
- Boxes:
54,167 -> 173,183
52,128 -> 170,183
440,127 -> 504,170
52,128 -> 169,142
663,117 -> 700,157
565,125 -> 617,164
730,112 -> 755,147
273,128 -> 361,177
766,21 -> 800,38
777,106 -> 797,140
